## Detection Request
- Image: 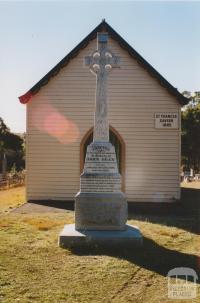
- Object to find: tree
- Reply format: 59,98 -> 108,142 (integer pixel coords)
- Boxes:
182,91 -> 200,108
181,101 -> 200,172
0,117 -> 10,134
0,118 -> 25,172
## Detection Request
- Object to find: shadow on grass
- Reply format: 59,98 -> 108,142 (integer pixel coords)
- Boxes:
128,188 -> 200,235
70,236 -> 199,283
27,200 -> 74,211
128,212 -> 199,235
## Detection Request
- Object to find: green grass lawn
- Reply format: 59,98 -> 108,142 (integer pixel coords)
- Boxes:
0,185 -> 199,303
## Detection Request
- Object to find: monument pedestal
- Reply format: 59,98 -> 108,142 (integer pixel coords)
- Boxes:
75,141 -> 128,231
75,192 -> 127,230
59,224 -> 143,248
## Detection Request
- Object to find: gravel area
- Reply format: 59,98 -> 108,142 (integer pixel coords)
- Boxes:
13,202 -> 74,214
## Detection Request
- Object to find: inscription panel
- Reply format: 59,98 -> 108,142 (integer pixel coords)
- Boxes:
83,142 -> 118,174
81,174 -> 121,193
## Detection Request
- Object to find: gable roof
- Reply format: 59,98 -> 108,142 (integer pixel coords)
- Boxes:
19,20 -> 189,106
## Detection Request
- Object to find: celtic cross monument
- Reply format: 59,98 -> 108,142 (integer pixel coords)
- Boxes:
75,33 -> 127,230
59,31 -> 142,247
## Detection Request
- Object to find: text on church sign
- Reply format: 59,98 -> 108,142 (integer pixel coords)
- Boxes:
155,112 -> 179,129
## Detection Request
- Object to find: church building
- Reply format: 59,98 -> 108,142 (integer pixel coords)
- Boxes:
19,20 -> 188,203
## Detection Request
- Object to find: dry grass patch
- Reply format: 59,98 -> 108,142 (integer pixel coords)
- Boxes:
181,181 -> 200,189
152,227 -> 183,238
0,186 -> 25,214
22,217 -> 61,231
22,216 -> 73,231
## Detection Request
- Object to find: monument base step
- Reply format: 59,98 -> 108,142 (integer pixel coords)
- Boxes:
58,224 -> 143,248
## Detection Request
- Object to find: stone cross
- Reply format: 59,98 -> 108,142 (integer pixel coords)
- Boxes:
85,33 -> 120,142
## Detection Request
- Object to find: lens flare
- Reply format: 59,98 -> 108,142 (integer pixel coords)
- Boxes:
30,101 -> 79,144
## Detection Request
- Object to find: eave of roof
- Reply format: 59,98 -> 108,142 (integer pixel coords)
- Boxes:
19,20 -> 189,106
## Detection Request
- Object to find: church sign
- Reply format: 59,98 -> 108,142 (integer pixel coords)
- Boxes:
155,112 -> 179,129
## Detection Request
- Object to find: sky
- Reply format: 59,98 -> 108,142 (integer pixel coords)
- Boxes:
0,1 -> 200,133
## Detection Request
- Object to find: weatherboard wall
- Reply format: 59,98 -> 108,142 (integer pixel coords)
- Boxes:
26,36 -> 181,202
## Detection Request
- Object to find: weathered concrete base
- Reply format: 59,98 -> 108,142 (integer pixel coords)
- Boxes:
59,224 -> 143,248
75,192 -> 127,230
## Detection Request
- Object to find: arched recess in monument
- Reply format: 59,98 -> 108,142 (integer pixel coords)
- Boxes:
80,126 -> 125,192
